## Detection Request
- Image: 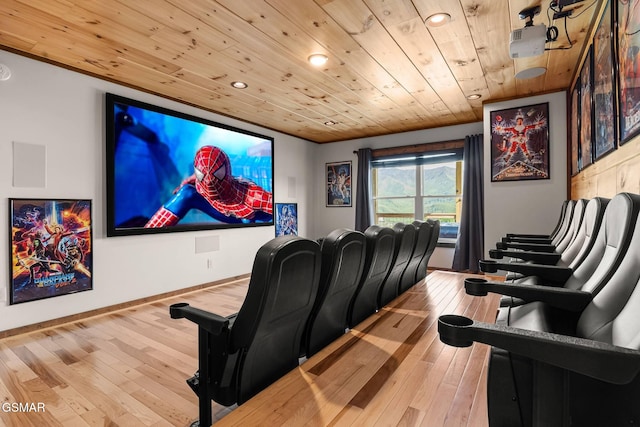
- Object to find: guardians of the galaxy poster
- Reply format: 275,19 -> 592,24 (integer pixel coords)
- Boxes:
10,198 -> 93,304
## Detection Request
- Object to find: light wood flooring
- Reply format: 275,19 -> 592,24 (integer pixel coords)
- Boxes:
0,271 -> 499,426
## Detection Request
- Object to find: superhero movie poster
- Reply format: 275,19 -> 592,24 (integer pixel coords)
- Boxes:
617,0 -> 640,144
326,161 -> 352,207
108,94 -> 274,236
592,0 -> 616,161
490,103 -> 550,182
275,203 -> 298,236
10,199 -> 93,305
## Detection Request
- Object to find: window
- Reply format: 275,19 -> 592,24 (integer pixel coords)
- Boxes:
371,147 -> 463,243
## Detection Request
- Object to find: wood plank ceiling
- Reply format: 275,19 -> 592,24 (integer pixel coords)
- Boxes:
0,0 -> 601,143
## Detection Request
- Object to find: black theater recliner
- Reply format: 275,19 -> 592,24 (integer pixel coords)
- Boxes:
301,228 -> 366,357
415,219 -> 439,283
378,222 -> 417,307
399,220 -> 434,293
348,225 -> 396,328
169,235 -> 322,427
438,208 -> 640,427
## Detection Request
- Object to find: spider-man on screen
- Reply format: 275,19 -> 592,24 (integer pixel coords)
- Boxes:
145,145 -> 273,227
107,93 -> 274,235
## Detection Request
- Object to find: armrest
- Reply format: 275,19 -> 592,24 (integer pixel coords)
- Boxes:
170,303 -> 230,335
506,233 -> 551,239
502,236 -> 553,244
464,278 -> 592,311
489,249 -> 562,265
438,314 -> 640,385
479,260 -> 572,284
496,241 -> 557,252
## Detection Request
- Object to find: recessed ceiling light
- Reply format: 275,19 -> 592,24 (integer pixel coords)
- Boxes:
466,93 -> 482,100
425,13 -> 451,27
308,54 -> 329,67
515,67 -> 547,79
324,120 -> 337,126
231,81 -> 248,89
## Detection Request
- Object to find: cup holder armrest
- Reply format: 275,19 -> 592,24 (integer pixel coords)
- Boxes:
498,242 -> 557,252
463,278 -> 592,311
478,260 -> 571,284
490,249 -> 561,264
437,314 -> 640,384
502,236 -> 553,244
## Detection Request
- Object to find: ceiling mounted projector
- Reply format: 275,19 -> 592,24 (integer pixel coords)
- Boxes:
509,5 -> 547,58
510,24 -> 547,58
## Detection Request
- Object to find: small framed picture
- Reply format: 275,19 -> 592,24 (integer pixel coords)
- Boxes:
275,203 -> 298,236
326,161 -> 352,207
10,198 -> 93,305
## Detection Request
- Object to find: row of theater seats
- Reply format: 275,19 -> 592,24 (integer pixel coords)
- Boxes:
169,219 -> 440,426
438,192 -> 640,427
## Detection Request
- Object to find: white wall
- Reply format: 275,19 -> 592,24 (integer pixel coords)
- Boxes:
0,51 -> 317,331
0,50 -> 570,330
483,92 -> 568,258
314,122 -> 484,269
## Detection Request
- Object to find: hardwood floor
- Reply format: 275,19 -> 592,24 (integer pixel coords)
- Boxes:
0,271 -> 499,426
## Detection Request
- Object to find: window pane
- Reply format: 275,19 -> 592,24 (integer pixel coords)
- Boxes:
423,197 -> 457,218
376,197 -> 414,213
423,196 -> 461,239
372,158 -> 464,241
422,161 -> 462,240
375,198 -> 415,227
422,162 -> 457,196
375,166 -> 416,197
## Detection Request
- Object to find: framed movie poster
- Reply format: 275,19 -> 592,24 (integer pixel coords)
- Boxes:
570,80 -> 581,176
490,103 -> 550,182
10,198 -> 93,305
275,203 -> 298,236
593,0 -> 617,160
326,161 -> 352,206
580,46 -> 594,170
617,0 -> 640,144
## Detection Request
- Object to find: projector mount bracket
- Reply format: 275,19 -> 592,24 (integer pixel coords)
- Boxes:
519,5 -> 541,27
